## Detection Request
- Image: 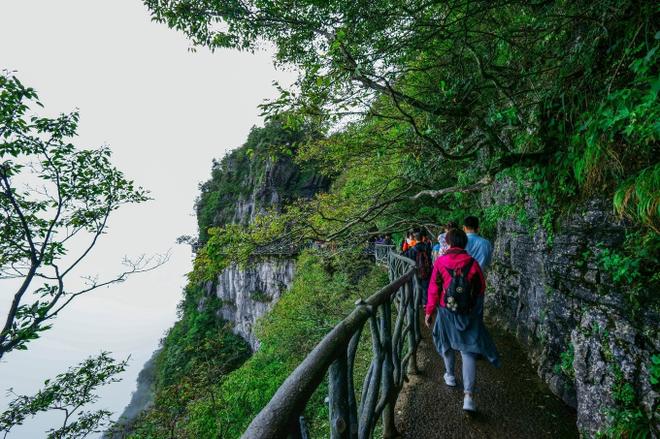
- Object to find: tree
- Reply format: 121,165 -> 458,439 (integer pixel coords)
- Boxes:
143,0 -> 651,162
0,352 -> 128,439
0,72 -> 167,358
145,0 -> 657,247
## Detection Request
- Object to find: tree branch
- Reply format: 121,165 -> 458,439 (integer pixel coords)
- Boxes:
410,174 -> 494,200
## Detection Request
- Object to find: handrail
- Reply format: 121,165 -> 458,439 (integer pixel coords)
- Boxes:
372,244 -> 395,266
241,249 -> 422,439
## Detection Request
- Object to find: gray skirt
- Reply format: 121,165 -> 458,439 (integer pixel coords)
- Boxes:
432,296 -> 500,367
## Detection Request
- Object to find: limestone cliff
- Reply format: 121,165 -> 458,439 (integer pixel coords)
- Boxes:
194,123 -> 327,347
485,179 -> 659,436
207,258 -> 296,350
196,121 -> 329,243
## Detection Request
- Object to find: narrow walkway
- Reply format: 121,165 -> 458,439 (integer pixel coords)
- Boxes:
395,321 -> 578,438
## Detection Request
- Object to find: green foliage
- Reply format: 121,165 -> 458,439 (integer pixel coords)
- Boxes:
152,0 -> 658,260
0,72 -> 152,358
196,119 -> 322,243
191,212 -> 290,282
145,0 -> 653,164
191,224 -> 256,282
650,355 -> 660,388
126,286 -> 251,438
573,40 -> 659,190
614,163 -> 660,233
554,344 -> 576,381
250,290 -> 270,302
211,251 -> 385,438
155,287 -> 250,389
130,251 -> 387,438
0,352 -> 127,439
598,366 -> 652,438
596,231 -> 660,316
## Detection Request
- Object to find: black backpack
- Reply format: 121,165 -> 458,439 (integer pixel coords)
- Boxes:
443,258 -> 477,314
416,246 -> 432,280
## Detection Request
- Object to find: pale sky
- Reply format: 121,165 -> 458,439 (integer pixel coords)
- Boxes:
0,1 -> 294,437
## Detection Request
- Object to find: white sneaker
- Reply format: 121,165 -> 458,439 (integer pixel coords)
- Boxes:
443,373 -> 457,387
463,394 -> 476,412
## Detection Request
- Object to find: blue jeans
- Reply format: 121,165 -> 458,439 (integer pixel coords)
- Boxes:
441,349 -> 477,393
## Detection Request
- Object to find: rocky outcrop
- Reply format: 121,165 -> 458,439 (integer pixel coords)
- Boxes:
229,156 -> 328,225
208,258 -> 296,350
194,125 -> 328,350
485,180 -> 659,436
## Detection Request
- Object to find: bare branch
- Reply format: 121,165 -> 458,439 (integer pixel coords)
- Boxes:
410,174 -> 494,200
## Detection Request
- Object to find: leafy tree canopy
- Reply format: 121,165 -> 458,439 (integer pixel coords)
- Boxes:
146,1 -> 658,252
0,72 -> 165,358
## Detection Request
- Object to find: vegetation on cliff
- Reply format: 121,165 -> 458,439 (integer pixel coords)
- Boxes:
196,120 -> 326,243
129,252 -> 386,438
178,0 -> 658,281
122,286 -> 251,438
134,0 -> 659,436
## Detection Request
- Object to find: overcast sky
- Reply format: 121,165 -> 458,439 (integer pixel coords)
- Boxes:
0,1 -> 294,437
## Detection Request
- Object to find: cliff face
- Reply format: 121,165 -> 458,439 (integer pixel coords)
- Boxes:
485,179 -> 659,436
228,155 -> 328,226
207,258 -> 296,350
196,122 -> 329,243
116,123 -> 327,431
193,122 -> 329,348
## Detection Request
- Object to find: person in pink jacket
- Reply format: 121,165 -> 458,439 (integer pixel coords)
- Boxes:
425,228 -> 499,412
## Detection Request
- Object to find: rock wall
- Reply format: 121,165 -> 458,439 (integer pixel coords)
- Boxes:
229,157 -> 328,226
208,258 -> 296,350
485,179 -> 659,436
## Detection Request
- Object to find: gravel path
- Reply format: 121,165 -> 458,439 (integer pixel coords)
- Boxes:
394,321 -> 578,438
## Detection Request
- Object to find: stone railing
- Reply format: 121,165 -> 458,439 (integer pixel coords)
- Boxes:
241,249 -> 421,439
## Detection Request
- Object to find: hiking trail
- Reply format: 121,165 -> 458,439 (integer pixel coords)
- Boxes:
395,321 -> 578,438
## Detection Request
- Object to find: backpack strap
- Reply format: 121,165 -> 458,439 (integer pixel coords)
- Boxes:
459,258 -> 475,278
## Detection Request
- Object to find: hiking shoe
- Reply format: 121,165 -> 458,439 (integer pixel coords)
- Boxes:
463,394 -> 476,412
443,373 -> 457,387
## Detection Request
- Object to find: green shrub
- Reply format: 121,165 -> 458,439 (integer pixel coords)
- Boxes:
127,287 -> 251,438
597,231 -> 660,317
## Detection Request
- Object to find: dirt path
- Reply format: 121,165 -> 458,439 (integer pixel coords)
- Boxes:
395,322 -> 578,438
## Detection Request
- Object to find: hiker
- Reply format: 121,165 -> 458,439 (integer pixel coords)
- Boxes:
433,221 -> 458,261
425,228 -> 500,412
464,216 -> 493,273
418,230 -> 431,259
406,232 -> 433,305
400,231 -> 409,252
383,234 -> 394,246
401,229 -> 417,253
